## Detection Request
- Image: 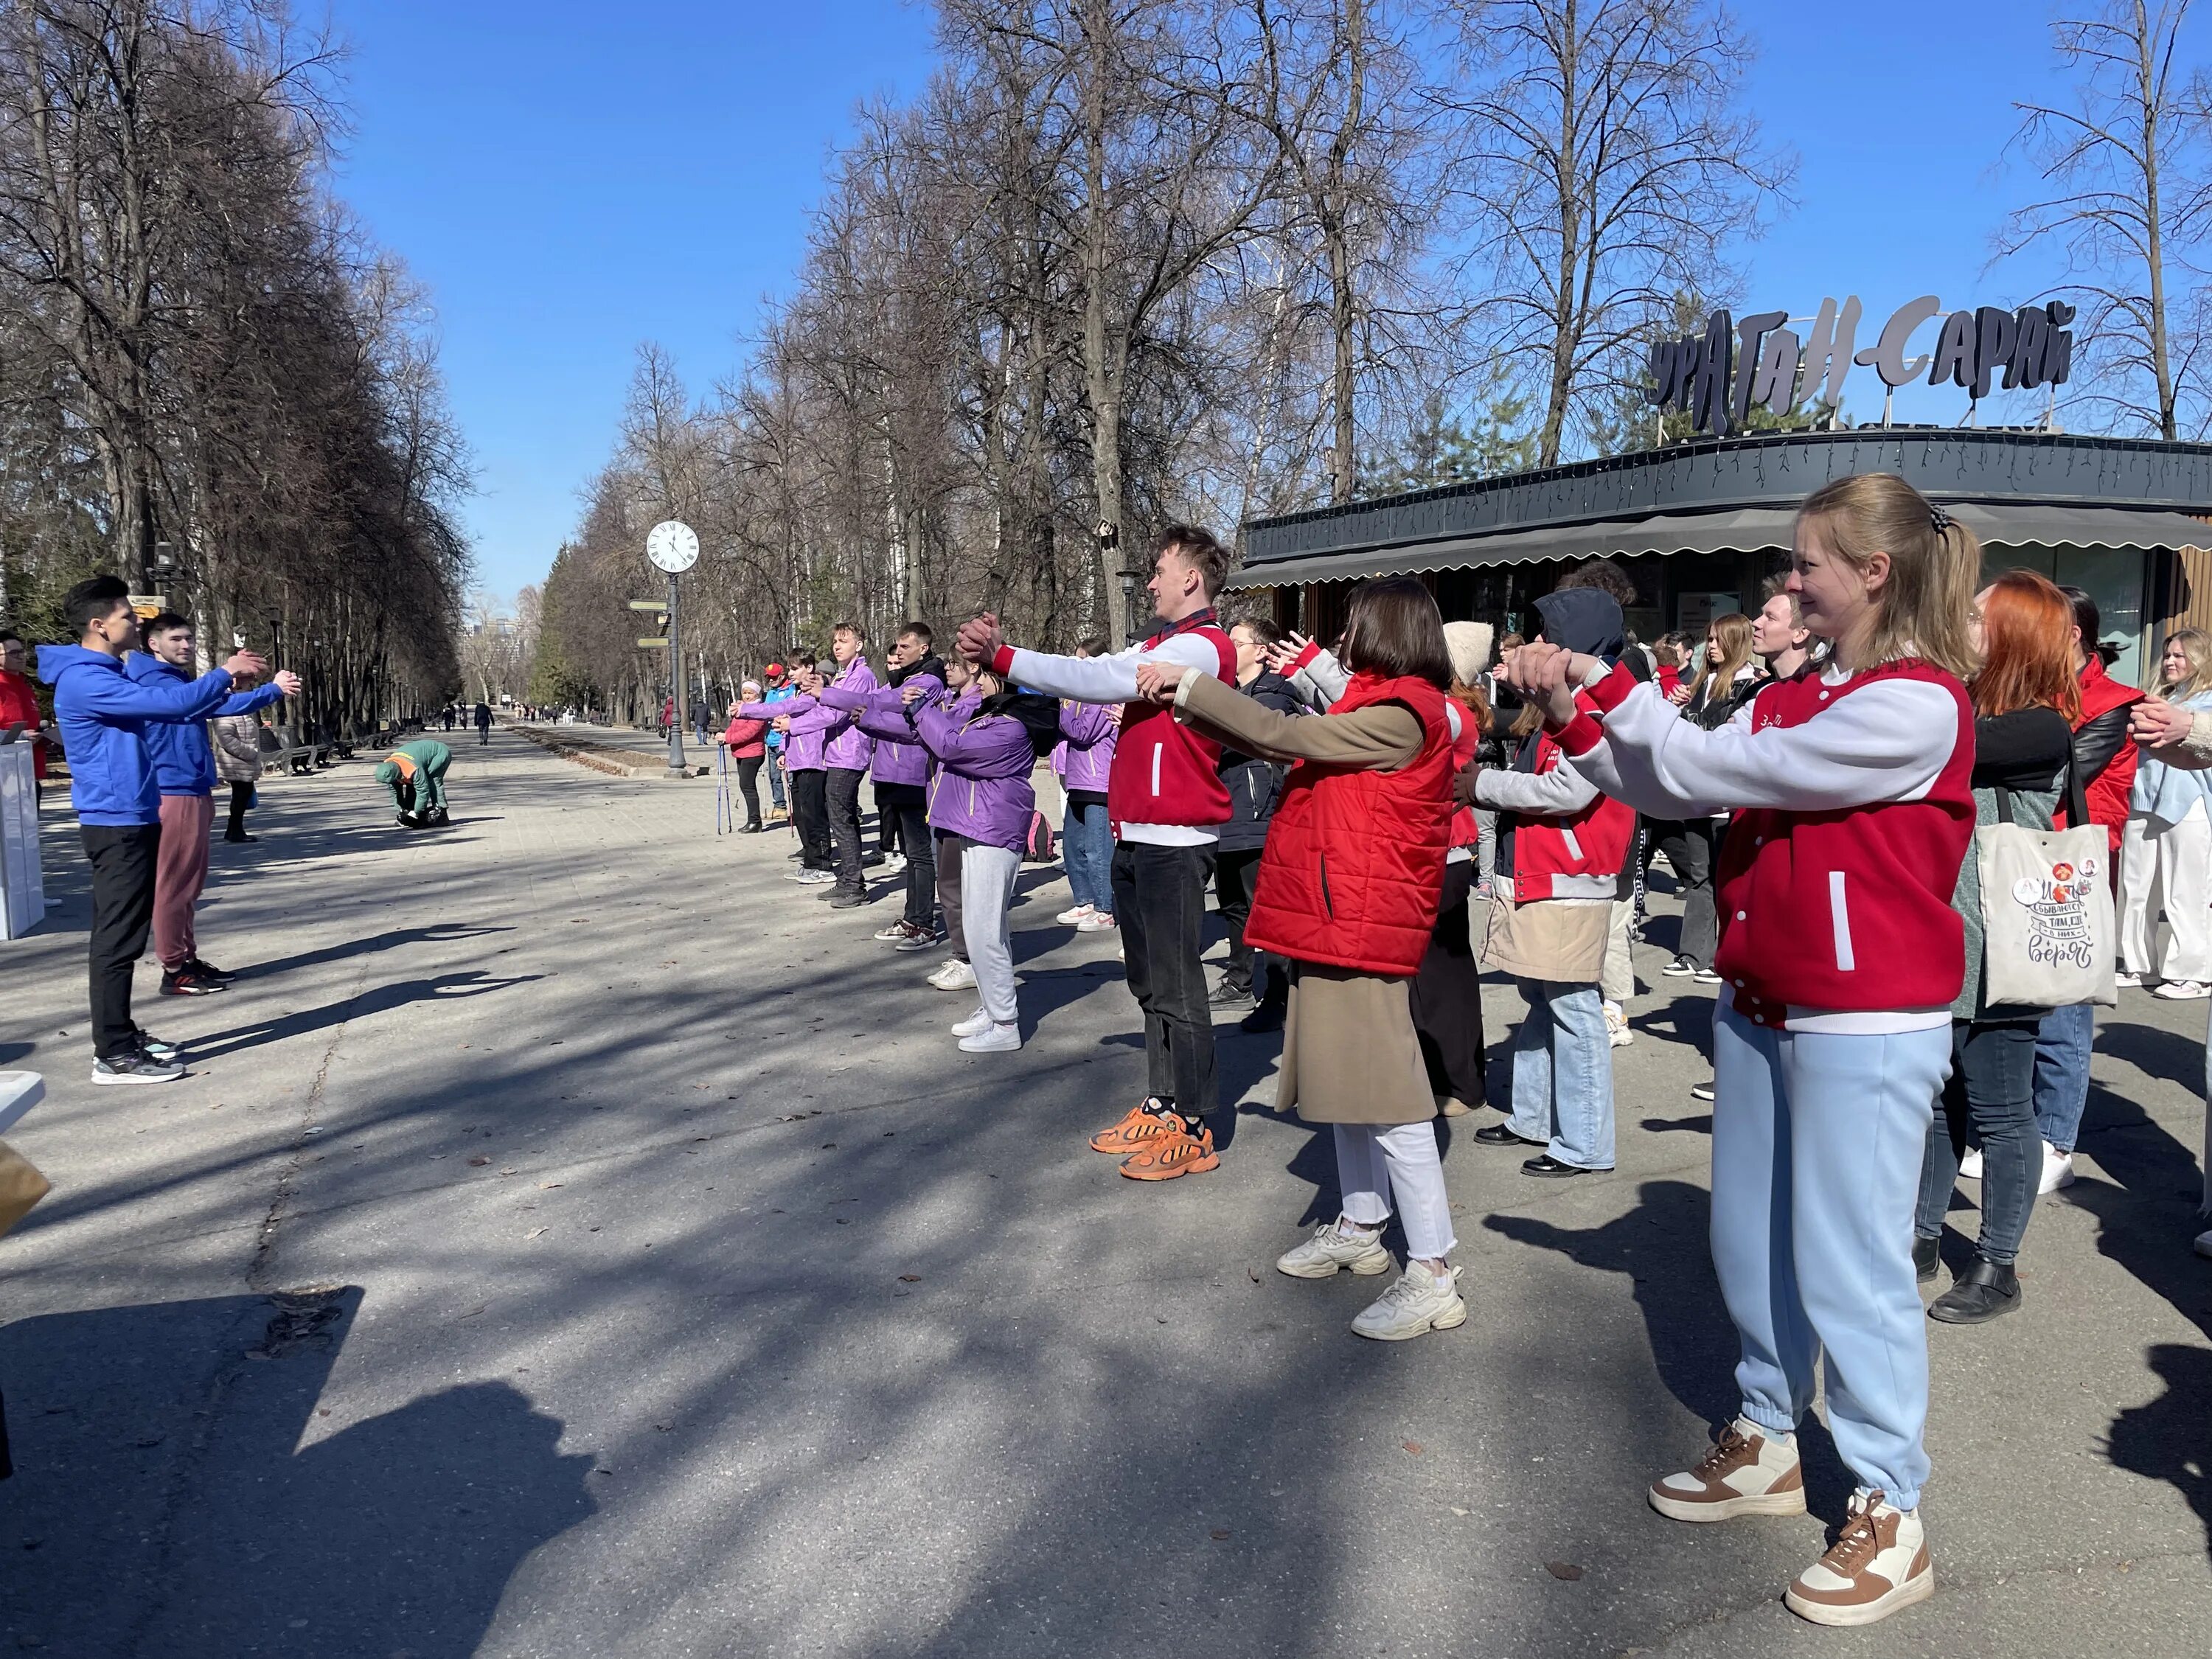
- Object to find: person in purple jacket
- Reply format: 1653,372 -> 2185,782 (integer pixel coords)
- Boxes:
1055,639 -> 1119,932
807,623 -> 880,908
823,623 -> 945,948
899,664 -> 1039,1053
738,650 -> 835,881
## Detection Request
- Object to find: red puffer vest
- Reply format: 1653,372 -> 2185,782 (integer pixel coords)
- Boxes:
1105,611 -> 1238,832
1244,673 -> 1457,976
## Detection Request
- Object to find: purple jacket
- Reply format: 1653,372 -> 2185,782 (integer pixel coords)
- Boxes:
1057,700 -> 1117,795
827,664 -> 942,787
737,690 -> 830,771
758,656 -> 878,773
911,689 -> 1037,854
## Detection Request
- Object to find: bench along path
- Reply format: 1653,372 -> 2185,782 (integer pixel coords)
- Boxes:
1,725 -> 2207,1658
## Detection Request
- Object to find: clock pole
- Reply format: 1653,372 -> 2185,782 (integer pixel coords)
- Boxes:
666,568 -> 686,777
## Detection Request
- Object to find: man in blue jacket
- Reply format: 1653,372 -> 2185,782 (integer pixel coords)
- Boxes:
128,612 -> 299,995
39,577 -> 266,1084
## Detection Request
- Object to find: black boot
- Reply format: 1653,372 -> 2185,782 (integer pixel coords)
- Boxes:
1913,1233 -> 1941,1284
1927,1255 -> 2021,1324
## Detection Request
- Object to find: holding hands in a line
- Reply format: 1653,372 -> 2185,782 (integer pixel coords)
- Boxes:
1500,641 -> 1602,728
2132,694 -> 2195,748
956,612 -> 1006,667
1133,661 -> 1191,705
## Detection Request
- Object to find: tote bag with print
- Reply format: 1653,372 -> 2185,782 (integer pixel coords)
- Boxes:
1976,773 -> 2116,1009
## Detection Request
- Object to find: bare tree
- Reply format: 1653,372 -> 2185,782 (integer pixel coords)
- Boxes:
1434,0 -> 1792,465
2000,1 -> 2212,439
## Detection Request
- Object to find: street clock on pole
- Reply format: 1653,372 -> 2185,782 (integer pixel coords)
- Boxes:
645,520 -> 699,573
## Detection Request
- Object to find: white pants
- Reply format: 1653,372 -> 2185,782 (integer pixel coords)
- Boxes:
962,842 -> 1023,1025
2121,804 -> 2212,983
1601,893 -> 1637,1003
1335,1121 -> 1457,1259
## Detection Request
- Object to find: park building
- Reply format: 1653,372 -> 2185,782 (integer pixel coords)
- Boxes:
1231,426 -> 2212,687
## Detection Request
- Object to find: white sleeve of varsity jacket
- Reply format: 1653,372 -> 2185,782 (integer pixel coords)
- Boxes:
1001,634 -> 1222,704
1471,758 -> 1599,815
1564,672 -> 1960,818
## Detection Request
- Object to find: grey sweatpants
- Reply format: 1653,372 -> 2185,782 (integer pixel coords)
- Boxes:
962,842 -> 1023,1026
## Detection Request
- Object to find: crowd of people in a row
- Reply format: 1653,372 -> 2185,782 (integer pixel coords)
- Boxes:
716,483 -> 2212,1629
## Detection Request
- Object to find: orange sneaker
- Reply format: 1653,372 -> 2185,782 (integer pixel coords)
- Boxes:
1119,1119 -> 1219,1180
1089,1098 -> 1175,1155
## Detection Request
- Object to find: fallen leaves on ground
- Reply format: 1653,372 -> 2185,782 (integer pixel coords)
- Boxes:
1545,1562 -> 1584,1581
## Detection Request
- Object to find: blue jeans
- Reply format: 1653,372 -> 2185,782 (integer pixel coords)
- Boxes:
1508,980 -> 1615,1169
1712,1004 -> 1951,1509
766,753 -> 787,810
2031,1001 -> 2095,1152
1916,1018 -> 2040,1265
1062,801 -> 1113,913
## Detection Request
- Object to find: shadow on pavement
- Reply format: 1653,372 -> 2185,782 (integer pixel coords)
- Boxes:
0,1288 -> 593,1657
2106,1341 -> 2212,1567
176,972 -> 546,1062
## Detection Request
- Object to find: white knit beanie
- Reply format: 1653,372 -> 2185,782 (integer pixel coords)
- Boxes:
1443,620 -> 1495,686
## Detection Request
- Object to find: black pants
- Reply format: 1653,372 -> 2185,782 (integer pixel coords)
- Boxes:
826,766 -> 868,892
875,785 -> 902,855
1411,860 -> 1487,1105
1646,817 -> 1720,967
1112,841 -> 1217,1121
877,787 -> 933,928
790,770 -> 833,869
734,756 -> 763,827
1214,846 -> 1265,995
83,824 -> 161,1060
225,781 -> 255,840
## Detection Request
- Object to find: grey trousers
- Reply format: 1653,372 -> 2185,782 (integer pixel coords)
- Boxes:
963,843 -> 1023,1025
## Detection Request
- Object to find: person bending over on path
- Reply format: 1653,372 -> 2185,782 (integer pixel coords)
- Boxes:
1211,615 -> 1303,1014
1135,577 -> 1466,1338
958,524 -> 1240,1182
1054,641 -> 1119,936
1461,588 -> 1634,1179
832,623 -> 942,947
378,739 -> 453,826
720,686 -> 769,832
896,661 -> 1037,1051
127,611 -> 300,995
1509,472 -> 1980,1628
40,576 -> 266,1084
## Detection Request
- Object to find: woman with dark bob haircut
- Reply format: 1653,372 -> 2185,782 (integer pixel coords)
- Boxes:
1135,577 -> 1471,1341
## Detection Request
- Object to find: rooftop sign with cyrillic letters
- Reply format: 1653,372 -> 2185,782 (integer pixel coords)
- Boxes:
1648,296 -> 2076,437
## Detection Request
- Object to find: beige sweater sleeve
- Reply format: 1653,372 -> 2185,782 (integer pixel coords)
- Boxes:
1172,669 -> 1424,769
2142,709 -> 2212,771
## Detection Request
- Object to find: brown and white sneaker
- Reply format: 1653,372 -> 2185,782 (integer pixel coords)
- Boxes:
1784,1489 -> 1933,1627
1648,1416 -> 1807,1521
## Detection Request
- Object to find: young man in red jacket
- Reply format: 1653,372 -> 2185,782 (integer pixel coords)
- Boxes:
958,525 -> 1238,1179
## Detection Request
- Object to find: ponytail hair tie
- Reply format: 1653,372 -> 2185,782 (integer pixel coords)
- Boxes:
1929,503 -> 1953,534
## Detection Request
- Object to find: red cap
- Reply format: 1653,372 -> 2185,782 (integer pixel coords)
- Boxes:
765,662 -> 785,676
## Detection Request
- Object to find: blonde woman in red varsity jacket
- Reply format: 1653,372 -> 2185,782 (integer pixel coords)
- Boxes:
1507,473 -> 1982,1630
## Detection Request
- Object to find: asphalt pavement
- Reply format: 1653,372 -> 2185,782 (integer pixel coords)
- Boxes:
2,728 -> 2208,1658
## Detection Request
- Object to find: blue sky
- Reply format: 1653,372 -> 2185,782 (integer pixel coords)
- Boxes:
327,1 -> 2141,602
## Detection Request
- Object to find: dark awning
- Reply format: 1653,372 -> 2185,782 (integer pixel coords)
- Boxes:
1227,503 -> 2212,591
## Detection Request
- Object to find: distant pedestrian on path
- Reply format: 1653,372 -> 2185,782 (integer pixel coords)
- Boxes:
126,612 -> 299,996
212,699 -> 262,843
473,700 -> 492,745
40,575 -> 266,1084
442,703 -> 456,732
378,739 -> 453,826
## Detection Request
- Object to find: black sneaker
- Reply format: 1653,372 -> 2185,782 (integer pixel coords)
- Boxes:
185,957 -> 234,981
127,1030 -> 181,1060
1474,1122 -> 1544,1147
93,1049 -> 184,1085
1209,980 -> 1253,1007
827,888 -> 869,909
160,967 -> 228,996
1522,1153 -> 1593,1178
1661,956 -> 1697,978
1928,1256 -> 2021,1324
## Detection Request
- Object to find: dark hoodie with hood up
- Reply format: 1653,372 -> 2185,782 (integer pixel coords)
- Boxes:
1492,588 -> 1635,894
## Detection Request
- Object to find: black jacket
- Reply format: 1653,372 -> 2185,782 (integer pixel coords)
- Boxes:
1216,669 -> 1305,853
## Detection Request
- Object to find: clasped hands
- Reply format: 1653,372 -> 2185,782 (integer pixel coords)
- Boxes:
2132,695 -> 2195,748
1500,642 -> 1601,727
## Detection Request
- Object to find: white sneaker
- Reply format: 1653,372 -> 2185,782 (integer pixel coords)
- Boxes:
928,958 -> 978,991
2040,1143 -> 2076,1194
1958,1147 -> 1983,1180
2195,1227 -> 2212,1259
2154,978 -> 2212,1000
958,1021 -> 1021,1053
1077,912 -> 1118,932
1649,1417 -> 1807,1521
2115,970 -> 2145,990
1056,903 -> 1096,925
1784,1490 -> 1933,1627
1276,1220 -> 1394,1279
1349,1261 -> 1467,1340
796,868 -> 838,886
883,854 -> 907,874
950,1006 -> 994,1038
1604,1001 -> 1633,1047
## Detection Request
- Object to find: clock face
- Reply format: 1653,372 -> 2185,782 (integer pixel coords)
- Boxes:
645,520 -> 699,573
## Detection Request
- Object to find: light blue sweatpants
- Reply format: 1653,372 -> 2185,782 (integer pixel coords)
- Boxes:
1711,1003 -> 1952,1510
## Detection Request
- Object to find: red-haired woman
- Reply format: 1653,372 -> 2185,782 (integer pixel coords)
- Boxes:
1910,571 -> 2081,1325
1134,577 -> 1466,1340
